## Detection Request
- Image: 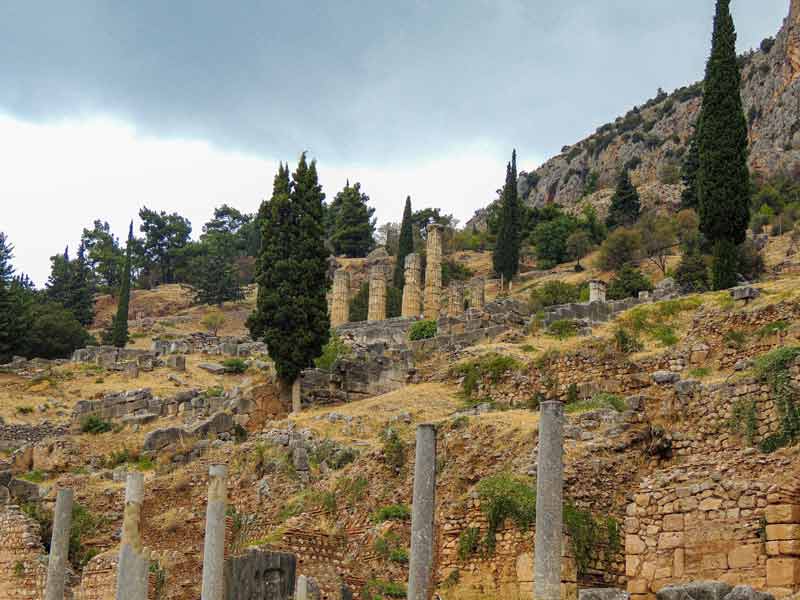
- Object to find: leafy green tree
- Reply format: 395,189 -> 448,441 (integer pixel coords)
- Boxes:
0,233 -> 29,363
638,213 -> 677,275
598,228 -> 642,271
532,215 -> 578,268
697,0 -> 751,289
24,300 -> 93,359
81,220 -> 124,291
330,181 -> 376,257
393,196 -> 414,288
46,247 -> 73,308
607,265 -> 653,300
680,132 -> 700,209
493,150 -> 521,282
104,223 -> 134,348
606,169 -> 641,229
578,204 -> 607,245
202,204 -> 256,258
248,155 -> 330,401
566,230 -> 592,269
138,207 -> 192,285
69,243 -> 96,326
189,241 -> 243,307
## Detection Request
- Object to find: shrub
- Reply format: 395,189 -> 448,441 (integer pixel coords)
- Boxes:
222,358 -> 248,374
364,580 -> 406,599
528,280 -> 583,312
81,415 -> 112,435
23,301 -> 94,359
453,353 -> 522,399
457,527 -> 481,560
381,428 -> 406,472
22,501 -> 102,568
597,228 -> 641,271
532,215 -> 580,267
565,392 -> 626,414
614,328 -> 643,353
675,249 -> 710,293
314,332 -> 351,370
548,319 -> 579,339
408,320 -> 437,341
607,265 -> 653,300
738,240 -> 765,282
442,259 -> 474,286
373,504 -> 411,523
477,473 -> 537,552
724,329 -> 748,349
201,312 -> 225,335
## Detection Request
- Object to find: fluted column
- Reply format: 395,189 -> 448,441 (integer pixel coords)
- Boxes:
401,253 -> 422,318
330,269 -> 350,328
470,277 -> 485,309
423,224 -> 443,320
367,265 -> 387,322
447,282 -> 464,317
116,472 -> 148,600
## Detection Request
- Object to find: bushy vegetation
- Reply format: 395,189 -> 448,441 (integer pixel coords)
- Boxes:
548,319 -> 579,339
80,415 -> 112,435
373,504 -> 411,523
565,392 -> 626,414
607,264 -> 653,300
22,501 -> 103,569
380,428 -> 406,472
528,280 -> 586,312
222,358 -> 248,374
753,347 -> 800,452
453,353 -> 523,400
314,332 -> 351,370
477,473 -> 537,552
618,298 -> 701,348
408,320 -> 437,341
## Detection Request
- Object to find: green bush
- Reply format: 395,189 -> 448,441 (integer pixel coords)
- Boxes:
373,504 -> 411,523
442,259 -> 475,286
314,332 -> 352,370
614,328 -> 643,353
528,280 -> 584,312
724,329 -> 748,349
22,501 -> 102,568
381,429 -> 406,472
607,265 -> 653,300
548,319 -> 579,339
222,358 -> 248,374
408,320 -> 437,341
597,228 -> 641,271
81,415 -> 112,435
566,392 -> 625,414
453,353 -> 522,399
477,473 -> 537,552
457,527 -> 481,560
363,580 -> 406,599
675,249 -> 710,293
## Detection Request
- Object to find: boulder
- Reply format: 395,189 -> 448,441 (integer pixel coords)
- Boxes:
722,586 -> 774,600
580,589 -> 630,600
167,355 -> 186,371
658,582 -> 733,600
144,427 -> 189,452
189,411 -> 234,438
8,478 -> 39,502
199,363 -> 227,374
652,371 -> 680,384
731,286 -> 760,302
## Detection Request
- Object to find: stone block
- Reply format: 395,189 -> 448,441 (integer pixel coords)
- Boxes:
658,532 -> 684,550
766,525 -> 800,541
765,505 -> 800,524
628,580 -> 649,594
580,589 -> 630,600
767,558 -> 800,586
656,581 -> 732,600
663,514 -> 685,532
779,540 -> 800,555
627,535 -> 646,555
728,544 -> 761,568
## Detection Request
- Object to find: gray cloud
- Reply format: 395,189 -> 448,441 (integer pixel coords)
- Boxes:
0,1 -> 790,165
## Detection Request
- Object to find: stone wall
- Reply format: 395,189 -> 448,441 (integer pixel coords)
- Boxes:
151,333 -> 266,357
72,346 -> 157,370
75,551 -> 117,600
223,550 -> 296,600
0,505 -> 48,600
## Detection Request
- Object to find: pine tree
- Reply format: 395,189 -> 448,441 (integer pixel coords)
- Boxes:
0,233 -> 23,363
393,196 -> 414,288
605,169 -> 641,229
69,243 -> 96,326
105,222 -> 133,348
697,0 -> 751,290
46,247 -> 72,308
680,131 -> 700,210
248,155 -> 330,401
190,242 -> 243,307
492,150 -> 521,284
330,181 -> 376,257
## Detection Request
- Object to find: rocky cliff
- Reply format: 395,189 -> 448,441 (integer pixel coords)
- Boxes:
473,0 -> 800,225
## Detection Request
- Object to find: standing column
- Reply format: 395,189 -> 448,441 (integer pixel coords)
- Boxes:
201,464 -> 228,600
44,488 -> 74,600
423,224 -> 444,320
534,401 -> 564,600
470,277 -> 485,310
367,265 -> 387,322
408,424 -> 437,600
330,269 -> 350,328
401,253 -> 422,318
589,280 -> 607,303
116,472 -> 147,600
447,282 -> 465,317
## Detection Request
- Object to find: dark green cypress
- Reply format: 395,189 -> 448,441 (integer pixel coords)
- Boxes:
248,154 -> 330,399
106,222 -> 133,348
680,132 -> 700,210
393,196 -> 414,288
0,233 -> 25,363
46,247 -> 72,307
605,169 -> 641,229
70,242 -> 96,326
697,0 -> 751,290
329,181 -> 375,257
492,150 -> 521,284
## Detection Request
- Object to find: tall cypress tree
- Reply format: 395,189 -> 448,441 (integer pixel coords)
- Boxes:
329,181 -> 376,257
105,222 -> 133,348
46,247 -> 72,307
697,0 -> 751,290
248,154 -> 330,402
492,150 -> 521,284
0,233 -> 25,363
69,242 -> 96,326
680,131 -> 700,210
605,169 -> 641,229
393,196 -> 414,288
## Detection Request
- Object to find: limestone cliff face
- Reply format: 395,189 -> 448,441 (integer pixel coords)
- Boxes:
491,1 -> 800,220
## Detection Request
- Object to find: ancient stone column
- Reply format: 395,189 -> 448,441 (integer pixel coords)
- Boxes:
44,488 -> 73,600
470,277 -> 485,310
367,265 -> 387,322
408,424 -> 437,600
589,280 -> 607,303
534,401 -> 564,600
423,224 -> 444,320
292,379 -> 302,414
116,472 -> 148,600
401,253 -> 422,318
201,465 -> 228,600
447,282 -> 464,317
330,269 -> 350,328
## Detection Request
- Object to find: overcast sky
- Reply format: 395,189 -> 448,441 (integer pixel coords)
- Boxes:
0,1 -> 791,286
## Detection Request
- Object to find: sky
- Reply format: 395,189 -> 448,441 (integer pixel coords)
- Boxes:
0,1 -> 792,286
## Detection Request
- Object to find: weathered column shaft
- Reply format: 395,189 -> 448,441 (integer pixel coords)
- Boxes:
330,269 -> 350,328
423,224 -> 443,320
447,282 -> 464,317
292,379 -> 302,414
116,472 -> 147,600
201,465 -> 228,600
470,277 -> 485,310
367,266 -> 387,322
589,280 -> 607,303
534,401 -> 564,600
408,424 -> 437,600
45,488 -> 74,600
401,253 -> 422,318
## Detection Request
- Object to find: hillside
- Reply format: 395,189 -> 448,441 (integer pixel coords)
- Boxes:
470,0 -> 800,226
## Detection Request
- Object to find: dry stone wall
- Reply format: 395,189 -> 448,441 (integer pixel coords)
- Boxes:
0,506 -> 48,600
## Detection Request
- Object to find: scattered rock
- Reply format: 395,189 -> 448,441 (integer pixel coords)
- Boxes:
658,581 -> 733,600
652,371 -> 680,384
198,363 -> 227,375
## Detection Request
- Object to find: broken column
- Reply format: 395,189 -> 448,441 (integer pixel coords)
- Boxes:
408,424 -> 437,600
330,269 -> 350,328
401,253 -> 422,318
470,277 -> 485,310
292,379 -> 302,414
44,488 -> 74,600
201,464 -> 228,600
367,265 -> 387,322
589,280 -> 607,303
534,401 -> 564,600
116,472 -> 148,600
423,224 -> 444,320
447,282 -> 464,317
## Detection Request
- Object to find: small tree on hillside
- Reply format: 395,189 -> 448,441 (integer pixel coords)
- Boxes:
330,181 -> 375,258
393,196 -> 414,288
638,213 -> 677,275
606,169 -> 641,230
598,228 -> 642,271
697,0 -> 751,289
104,222 -> 134,348
493,150 -> 521,284
680,132 -> 700,210
566,230 -> 592,270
